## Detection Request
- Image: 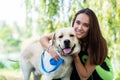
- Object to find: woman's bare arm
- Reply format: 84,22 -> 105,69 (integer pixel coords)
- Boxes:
73,54 -> 96,80
40,33 -> 54,49
39,33 -> 60,60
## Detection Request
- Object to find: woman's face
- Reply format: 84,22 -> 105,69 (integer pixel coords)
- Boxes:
73,13 -> 90,39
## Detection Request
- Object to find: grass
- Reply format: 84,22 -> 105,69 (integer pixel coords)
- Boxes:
0,68 -> 22,80
0,68 -> 44,80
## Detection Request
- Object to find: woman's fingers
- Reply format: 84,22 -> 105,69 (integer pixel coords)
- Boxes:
52,53 -> 60,61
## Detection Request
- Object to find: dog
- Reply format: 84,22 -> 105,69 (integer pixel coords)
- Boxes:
20,27 -> 81,80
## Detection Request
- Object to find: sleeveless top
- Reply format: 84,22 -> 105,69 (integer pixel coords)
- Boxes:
70,46 -> 114,80
53,45 -> 113,80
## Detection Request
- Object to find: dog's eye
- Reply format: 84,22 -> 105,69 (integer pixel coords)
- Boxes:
70,34 -> 74,37
59,35 -> 63,38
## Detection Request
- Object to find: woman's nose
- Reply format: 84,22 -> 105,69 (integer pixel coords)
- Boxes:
78,25 -> 82,30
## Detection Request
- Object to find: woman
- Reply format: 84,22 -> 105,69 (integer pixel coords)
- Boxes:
40,8 -> 114,80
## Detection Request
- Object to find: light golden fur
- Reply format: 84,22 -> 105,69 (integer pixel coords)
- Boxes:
20,27 -> 80,80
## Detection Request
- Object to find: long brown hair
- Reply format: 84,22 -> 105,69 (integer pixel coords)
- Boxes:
72,8 -> 108,65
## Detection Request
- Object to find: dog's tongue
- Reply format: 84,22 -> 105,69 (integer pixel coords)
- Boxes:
63,48 -> 71,55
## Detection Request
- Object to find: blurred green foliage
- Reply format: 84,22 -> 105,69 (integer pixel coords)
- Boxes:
0,26 -> 21,53
0,62 -> 5,68
0,0 -> 120,79
0,27 -> 12,40
11,62 -> 20,69
115,71 -> 120,80
0,75 -> 6,80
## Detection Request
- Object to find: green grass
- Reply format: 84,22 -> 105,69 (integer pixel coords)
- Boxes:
0,68 -> 44,80
0,69 -> 22,80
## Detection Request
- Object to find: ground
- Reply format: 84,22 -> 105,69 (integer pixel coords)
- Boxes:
0,69 -> 44,80
0,69 -> 22,80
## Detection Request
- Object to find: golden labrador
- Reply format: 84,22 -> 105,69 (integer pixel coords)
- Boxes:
20,27 -> 81,80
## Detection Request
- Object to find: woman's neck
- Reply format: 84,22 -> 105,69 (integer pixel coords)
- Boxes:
80,37 -> 89,51
80,36 -> 88,43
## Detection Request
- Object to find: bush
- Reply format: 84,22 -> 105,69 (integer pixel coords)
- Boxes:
11,62 -> 20,69
0,75 -> 7,80
115,71 -> 120,80
0,62 -> 5,68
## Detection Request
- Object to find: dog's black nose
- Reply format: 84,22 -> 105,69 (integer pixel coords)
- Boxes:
64,40 -> 70,47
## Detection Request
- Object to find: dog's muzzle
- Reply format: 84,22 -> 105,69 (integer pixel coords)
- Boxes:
59,40 -> 76,55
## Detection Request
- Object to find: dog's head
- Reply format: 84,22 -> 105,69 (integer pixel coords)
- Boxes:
52,27 -> 81,55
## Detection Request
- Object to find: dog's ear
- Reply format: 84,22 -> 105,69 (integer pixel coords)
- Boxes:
51,33 -> 56,45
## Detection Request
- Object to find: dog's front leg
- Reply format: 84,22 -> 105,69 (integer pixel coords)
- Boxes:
61,74 -> 71,80
61,77 -> 70,80
43,75 -> 53,80
33,74 -> 41,80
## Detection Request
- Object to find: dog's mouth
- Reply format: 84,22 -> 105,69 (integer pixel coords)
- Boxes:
59,44 -> 76,55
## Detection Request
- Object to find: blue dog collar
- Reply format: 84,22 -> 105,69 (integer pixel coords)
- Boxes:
41,49 -> 64,73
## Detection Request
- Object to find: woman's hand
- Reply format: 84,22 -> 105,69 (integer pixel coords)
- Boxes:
72,53 -> 80,63
48,46 -> 60,61
40,33 -> 60,61
73,53 -> 79,59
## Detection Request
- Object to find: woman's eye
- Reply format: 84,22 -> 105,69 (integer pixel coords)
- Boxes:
59,35 -> 63,38
76,20 -> 80,24
83,23 -> 89,27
